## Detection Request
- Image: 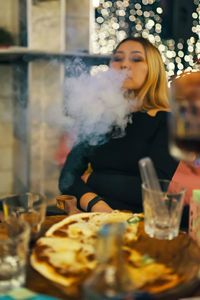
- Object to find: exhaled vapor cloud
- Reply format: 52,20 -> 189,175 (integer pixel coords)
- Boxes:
63,66 -> 137,146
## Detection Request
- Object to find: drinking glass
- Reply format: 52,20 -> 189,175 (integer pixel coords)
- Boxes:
142,179 -> 186,240
1,193 -> 46,241
169,70 -> 200,161
0,219 -> 30,292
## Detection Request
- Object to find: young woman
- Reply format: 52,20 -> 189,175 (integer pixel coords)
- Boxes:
58,37 -> 179,213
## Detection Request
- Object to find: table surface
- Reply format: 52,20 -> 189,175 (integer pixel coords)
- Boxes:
26,214 -> 200,300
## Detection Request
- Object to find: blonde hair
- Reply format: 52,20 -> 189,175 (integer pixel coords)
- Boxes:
113,37 -> 169,111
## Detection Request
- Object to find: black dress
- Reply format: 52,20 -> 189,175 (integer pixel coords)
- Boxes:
59,111 -> 179,213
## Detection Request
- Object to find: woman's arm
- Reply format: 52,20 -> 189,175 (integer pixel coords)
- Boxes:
87,172 -> 142,211
59,143 -> 113,212
80,192 -> 113,212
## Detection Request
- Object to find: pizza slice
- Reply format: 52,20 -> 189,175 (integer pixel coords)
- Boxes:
123,246 -> 184,292
31,236 -> 97,287
45,210 -> 137,241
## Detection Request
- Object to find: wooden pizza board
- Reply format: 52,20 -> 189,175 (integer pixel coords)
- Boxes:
129,221 -> 200,299
28,215 -> 200,300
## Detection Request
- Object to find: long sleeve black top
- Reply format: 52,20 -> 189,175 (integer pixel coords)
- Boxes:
59,111 -> 179,213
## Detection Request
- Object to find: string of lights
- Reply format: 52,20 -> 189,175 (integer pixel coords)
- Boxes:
92,0 -> 200,78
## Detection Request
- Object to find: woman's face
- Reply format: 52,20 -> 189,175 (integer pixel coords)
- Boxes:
110,40 -> 148,90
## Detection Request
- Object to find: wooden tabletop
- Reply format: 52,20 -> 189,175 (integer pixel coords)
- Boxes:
26,214 -> 200,300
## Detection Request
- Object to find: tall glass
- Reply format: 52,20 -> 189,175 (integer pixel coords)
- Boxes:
0,219 -> 30,292
169,70 -> 200,161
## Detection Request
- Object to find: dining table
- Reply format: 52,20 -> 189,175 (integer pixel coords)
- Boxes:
26,213 -> 200,300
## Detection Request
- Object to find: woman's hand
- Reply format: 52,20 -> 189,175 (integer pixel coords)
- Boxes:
91,200 -> 113,213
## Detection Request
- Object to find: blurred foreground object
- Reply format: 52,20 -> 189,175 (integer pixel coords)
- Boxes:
83,222 -> 153,300
189,189 -> 200,246
0,219 -> 30,293
2,193 -> 46,241
169,70 -> 200,161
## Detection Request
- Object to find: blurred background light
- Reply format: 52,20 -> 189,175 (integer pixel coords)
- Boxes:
93,0 -> 200,79
93,0 -> 100,8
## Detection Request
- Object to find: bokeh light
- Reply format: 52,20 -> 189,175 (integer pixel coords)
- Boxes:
93,0 -> 200,79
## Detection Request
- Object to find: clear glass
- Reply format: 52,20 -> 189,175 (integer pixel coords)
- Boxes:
0,219 -> 30,292
83,222 -> 153,300
142,180 -> 186,240
169,70 -> 200,161
83,223 -> 135,300
1,192 -> 46,241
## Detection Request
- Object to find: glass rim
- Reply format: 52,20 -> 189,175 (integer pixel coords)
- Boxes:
170,70 -> 200,86
141,179 -> 186,195
0,192 -> 45,200
0,193 -> 46,208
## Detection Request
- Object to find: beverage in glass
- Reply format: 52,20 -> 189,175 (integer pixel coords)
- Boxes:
2,193 -> 46,241
169,70 -> 200,161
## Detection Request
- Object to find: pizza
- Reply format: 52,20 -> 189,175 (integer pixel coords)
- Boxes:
45,210 -> 138,242
30,210 -> 184,295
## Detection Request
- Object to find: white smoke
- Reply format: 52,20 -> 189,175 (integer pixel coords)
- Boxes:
63,66 -> 138,145
17,59 -> 140,148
